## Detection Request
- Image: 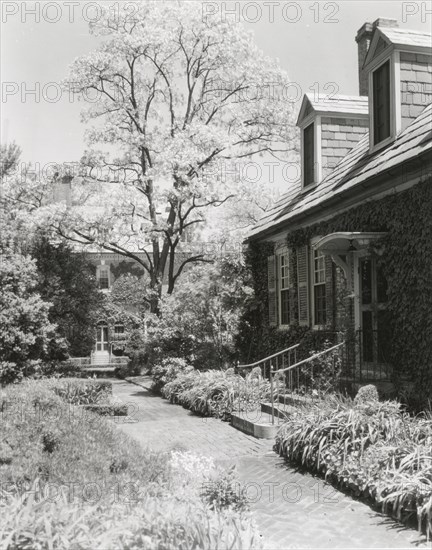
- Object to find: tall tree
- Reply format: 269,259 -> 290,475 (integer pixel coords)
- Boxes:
13,1 -> 296,313
0,142 -> 21,179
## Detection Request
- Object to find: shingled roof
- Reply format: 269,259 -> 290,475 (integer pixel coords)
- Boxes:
379,27 -> 432,49
248,104 -> 432,240
297,94 -> 369,125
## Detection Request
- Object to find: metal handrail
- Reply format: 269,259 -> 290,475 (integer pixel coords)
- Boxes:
237,343 -> 300,370
272,342 -> 345,376
269,341 -> 345,425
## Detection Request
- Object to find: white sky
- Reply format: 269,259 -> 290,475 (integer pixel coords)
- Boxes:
1,0 -> 431,166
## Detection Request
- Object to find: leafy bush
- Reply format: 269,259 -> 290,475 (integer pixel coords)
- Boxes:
147,259 -> 252,370
275,394 -> 432,539
151,357 -> 194,393
201,465 -> 249,512
114,361 -> 141,379
0,252 -> 67,384
354,384 -> 379,405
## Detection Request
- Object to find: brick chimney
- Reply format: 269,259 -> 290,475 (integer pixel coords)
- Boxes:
355,18 -> 399,96
53,174 -> 72,207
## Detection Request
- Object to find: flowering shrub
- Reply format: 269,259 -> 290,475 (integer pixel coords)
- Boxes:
275,394 -> 432,539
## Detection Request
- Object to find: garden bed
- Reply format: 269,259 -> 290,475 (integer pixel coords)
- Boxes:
151,357 -> 271,421
275,386 -> 432,540
0,379 -> 261,549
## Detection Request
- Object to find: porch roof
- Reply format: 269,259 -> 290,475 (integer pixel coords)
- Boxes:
312,232 -> 387,255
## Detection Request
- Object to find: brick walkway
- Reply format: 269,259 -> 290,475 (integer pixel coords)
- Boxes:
112,379 -> 430,549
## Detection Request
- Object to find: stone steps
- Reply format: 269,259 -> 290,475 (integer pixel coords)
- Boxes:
231,400 -> 299,439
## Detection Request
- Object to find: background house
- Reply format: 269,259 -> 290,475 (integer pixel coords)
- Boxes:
244,18 -> 432,404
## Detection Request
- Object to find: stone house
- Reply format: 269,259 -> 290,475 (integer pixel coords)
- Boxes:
246,19 -> 432,400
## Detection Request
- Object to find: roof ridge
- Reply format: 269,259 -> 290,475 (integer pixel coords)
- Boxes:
382,27 -> 432,36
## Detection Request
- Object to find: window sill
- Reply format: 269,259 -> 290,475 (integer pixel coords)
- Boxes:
300,182 -> 319,195
312,324 -> 328,331
369,134 -> 395,155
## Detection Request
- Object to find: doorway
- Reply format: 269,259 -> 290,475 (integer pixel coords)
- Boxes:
355,255 -> 392,377
96,323 -> 109,352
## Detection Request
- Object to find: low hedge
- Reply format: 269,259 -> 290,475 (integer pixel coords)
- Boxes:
275,388 -> 432,540
82,403 -> 128,416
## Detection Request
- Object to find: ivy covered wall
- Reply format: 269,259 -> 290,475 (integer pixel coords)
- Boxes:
238,178 -> 432,405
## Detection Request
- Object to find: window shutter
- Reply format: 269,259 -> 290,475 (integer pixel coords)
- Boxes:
289,250 -> 297,325
324,255 -> 334,329
297,245 -> 309,326
267,255 -> 277,327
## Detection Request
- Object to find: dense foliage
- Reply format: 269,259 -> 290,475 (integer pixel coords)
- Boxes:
31,235 -> 104,357
275,388 -> 432,539
0,379 -> 261,549
0,251 -> 66,384
148,258 -> 252,369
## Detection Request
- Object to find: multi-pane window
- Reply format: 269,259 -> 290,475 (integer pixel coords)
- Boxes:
313,250 -> 326,326
303,122 -> 315,187
373,60 -> 391,145
114,325 -> 124,335
279,252 -> 290,325
98,266 -> 109,289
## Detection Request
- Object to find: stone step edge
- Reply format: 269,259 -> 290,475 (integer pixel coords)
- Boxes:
231,411 -> 278,439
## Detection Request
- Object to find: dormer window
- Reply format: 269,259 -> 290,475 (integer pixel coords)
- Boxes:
372,60 -> 391,145
303,122 -> 315,187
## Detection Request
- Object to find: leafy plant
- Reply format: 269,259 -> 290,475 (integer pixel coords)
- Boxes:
201,466 -> 249,512
275,393 -> 432,539
47,378 -> 112,405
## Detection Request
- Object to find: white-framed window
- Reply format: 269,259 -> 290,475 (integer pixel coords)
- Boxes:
300,116 -> 322,190
312,250 -> 327,327
114,324 -> 124,335
97,265 -> 110,290
368,52 -> 400,152
277,249 -> 291,326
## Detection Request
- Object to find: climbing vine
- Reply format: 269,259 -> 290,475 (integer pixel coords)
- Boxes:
239,178 -> 432,406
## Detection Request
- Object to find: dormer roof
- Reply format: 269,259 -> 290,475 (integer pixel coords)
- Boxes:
297,94 -> 369,126
364,27 -> 432,67
249,104 -> 431,240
